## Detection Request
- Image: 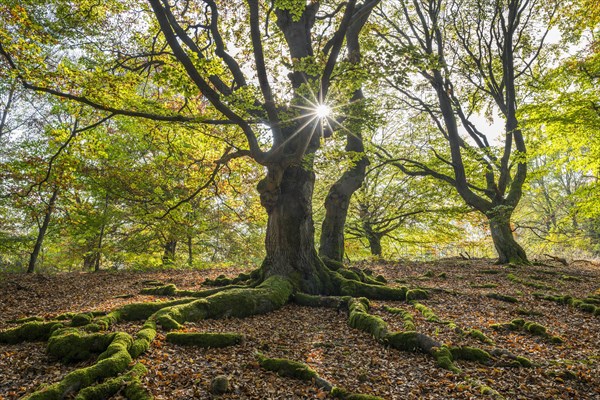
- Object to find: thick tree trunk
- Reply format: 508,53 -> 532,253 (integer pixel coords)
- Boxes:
162,240 -> 177,264
488,213 -> 528,264
27,188 -> 58,273
259,165 -> 331,295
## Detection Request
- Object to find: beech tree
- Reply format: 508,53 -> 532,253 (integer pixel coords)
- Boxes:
376,0 -> 558,264
1,0 -> 389,290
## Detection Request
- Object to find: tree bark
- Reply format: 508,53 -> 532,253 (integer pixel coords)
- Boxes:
488,209 -> 528,264
162,240 -> 177,264
258,164 -> 331,295
27,188 -> 58,273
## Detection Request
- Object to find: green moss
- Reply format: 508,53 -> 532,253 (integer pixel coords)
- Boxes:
139,284 -> 176,295
438,272 -> 447,279
383,306 -> 415,331
450,346 -> 491,363
385,331 -> 422,352
129,320 -> 157,358
257,354 -> 317,381
7,316 -> 44,324
486,293 -> 519,303
321,256 -> 344,270
338,268 -> 361,281
0,321 -> 63,344
71,313 -> 94,327
73,363 -> 148,400
433,346 -> 460,373
154,276 -> 293,329
577,303 -> 597,314
466,329 -> 494,345
413,303 -> 439,322
515,356 -> 533,367
480,269 -> 502,275
560,275 -> 581,282
123,380 -> 152,400
406,289 -> 429,301
293,292 -> 350,309
507,273 -> 556,291
47,329 -> 115,363
25,333 -> 133,400
330,387 -> 384,400
523,321 -> 546,336
348,298 -> 388,340
516,308 -> 543,316
336,274 -> 407,300
166,332 -> 243,348
375,274 -> 387,284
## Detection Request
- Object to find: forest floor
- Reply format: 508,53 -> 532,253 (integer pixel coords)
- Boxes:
0,258 -> 599,400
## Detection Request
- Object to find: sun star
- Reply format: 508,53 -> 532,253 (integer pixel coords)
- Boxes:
315,103 -> 332,119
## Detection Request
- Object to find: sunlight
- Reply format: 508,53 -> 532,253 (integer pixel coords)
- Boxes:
315,103 -> 332,120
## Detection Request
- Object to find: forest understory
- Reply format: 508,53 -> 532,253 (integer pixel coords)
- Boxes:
1,258 -> 599,400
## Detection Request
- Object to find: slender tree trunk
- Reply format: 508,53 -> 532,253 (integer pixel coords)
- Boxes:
488,211 -> 528,264
187,235 -> 193,266
162,240 -> 177,264
94,223 -> 105,272
27,188 -> 58,273
259,165 -> 331,295
318,2 -> 372,262
319,156 -> 368,262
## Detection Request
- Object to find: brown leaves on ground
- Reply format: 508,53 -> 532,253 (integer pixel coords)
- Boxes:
0,259 -> 599,399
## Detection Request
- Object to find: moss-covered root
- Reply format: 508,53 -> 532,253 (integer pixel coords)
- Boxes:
153,275 -> 293,330
383,306 -> 415,331
24,332 -> 134,400
73,363 -> 150,400
293,292 -> 351,311
94,298 -> 194,331
330,387 -> 385,400
0,321 -> 64,344
257,353 -> 318,381
486,293 -> 519,303
130,319 -> 157,358
140,283 -> 249,298
347,298 -> 389,341
203,268 -> 262,287
256,354 -> 383,400
536,293 -> 600,316
333,273 -> 407,300
491,318 -> 563,343
47,329 -> 116,363
166,332 -> 243,348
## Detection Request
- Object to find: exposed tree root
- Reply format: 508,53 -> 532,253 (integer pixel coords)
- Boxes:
257,353 -> 384,400
491,318 -> 564,343
534,292 -> 600,316
486,292 -> 519,303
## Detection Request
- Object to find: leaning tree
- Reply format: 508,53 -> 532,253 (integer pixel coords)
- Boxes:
375,0 -> 559,264
0,0 -> 541,398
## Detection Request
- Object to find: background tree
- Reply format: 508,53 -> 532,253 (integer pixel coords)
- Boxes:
374,0 -> 558,264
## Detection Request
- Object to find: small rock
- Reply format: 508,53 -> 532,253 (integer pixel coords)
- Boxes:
210,375 -> 229,395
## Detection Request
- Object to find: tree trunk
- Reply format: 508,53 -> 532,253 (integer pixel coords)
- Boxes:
27,188 -> 58,273
366,232 -> 382,257
259,165 -> 331,295
162,240 -> 177,264
488,212 -> 528,264
319,156 -> 368,262
187,235 -> 193,266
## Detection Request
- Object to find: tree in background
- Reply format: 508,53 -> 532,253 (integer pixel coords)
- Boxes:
373,0 -> 560,264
